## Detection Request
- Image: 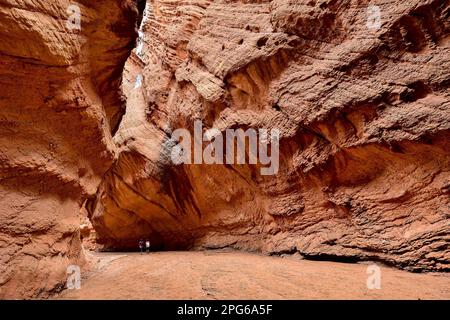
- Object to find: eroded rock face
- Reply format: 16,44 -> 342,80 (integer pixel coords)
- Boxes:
89,0 -> 450,271
0,0 -> 138,298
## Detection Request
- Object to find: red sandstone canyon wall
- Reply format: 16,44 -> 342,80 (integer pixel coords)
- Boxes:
90,0 -> 450,271
0,0 -> 138,298
1,0 -> 449,299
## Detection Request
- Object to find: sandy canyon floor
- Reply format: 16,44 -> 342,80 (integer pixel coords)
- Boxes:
56,251 -> 450,300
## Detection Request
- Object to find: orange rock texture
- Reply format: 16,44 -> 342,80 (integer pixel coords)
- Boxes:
89,0 -> 450,272
1,0 -> 449,299
0,0 -> 138,298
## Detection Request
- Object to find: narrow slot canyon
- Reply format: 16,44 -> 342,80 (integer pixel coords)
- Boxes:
0,0 -> 449,300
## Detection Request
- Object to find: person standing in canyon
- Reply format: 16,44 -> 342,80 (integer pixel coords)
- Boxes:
145,239 -> 150,253
138,239 -> 144,254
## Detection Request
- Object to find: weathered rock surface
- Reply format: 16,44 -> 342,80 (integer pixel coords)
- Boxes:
90,0 -> 450,271
0,0 -> 138,298
1,0 -> 449,300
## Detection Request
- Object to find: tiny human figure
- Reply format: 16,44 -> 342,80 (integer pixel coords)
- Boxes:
138,239 -> 144,254
145,239 -> 150,253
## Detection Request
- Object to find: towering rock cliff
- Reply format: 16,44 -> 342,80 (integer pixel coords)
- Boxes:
90,0 -> 450,271
0,0 -> 138,298
1,0 -> 449,299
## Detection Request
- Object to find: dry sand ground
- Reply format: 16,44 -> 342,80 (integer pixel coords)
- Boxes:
57,251 -> 450,300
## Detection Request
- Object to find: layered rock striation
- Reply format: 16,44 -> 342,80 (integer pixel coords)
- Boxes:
1,0 -> 449,300
0,0 -> 138,298
90,0 -> 450,271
